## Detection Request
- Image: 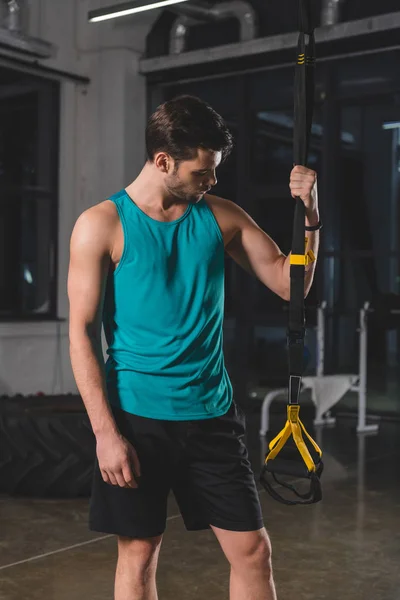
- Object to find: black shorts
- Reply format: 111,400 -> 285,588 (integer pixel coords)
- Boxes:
89,401 -> 264,538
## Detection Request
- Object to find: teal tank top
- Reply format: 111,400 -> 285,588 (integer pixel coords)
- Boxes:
102,189 -> 233,420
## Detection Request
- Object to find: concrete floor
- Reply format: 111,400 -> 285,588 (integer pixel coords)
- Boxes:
1,408 -> 400,600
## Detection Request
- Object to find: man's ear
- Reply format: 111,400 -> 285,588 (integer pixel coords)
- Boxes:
154,152 -> 172,174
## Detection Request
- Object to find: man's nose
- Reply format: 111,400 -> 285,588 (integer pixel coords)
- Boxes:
208,172 -> 217,187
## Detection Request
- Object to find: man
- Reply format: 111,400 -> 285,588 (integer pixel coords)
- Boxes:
68,95 -> 320,600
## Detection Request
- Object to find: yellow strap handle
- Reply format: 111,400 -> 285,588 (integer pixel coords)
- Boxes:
299,419 -> 322,457
267,421 -> 292,461
290,419 -> 317,472
265,405 -> 322,473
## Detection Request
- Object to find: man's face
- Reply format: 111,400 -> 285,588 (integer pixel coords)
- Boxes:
165,148 -> 222,203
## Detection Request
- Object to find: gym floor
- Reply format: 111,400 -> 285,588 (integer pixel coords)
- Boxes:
1,388 -> 400,600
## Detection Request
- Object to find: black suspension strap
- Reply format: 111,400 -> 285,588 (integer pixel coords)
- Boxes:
260,0 -> 323,506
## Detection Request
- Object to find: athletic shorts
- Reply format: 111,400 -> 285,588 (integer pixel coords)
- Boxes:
89,400 -> 264,538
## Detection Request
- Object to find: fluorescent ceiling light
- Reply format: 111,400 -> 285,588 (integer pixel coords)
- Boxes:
382,121 -> 400,130
88,0 -> 190,22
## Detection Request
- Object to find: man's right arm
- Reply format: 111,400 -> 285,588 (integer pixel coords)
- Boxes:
68,204 -> 140,489
68,205 -> 118,438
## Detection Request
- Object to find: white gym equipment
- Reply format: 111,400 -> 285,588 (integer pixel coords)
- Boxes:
259,301 -> 380,437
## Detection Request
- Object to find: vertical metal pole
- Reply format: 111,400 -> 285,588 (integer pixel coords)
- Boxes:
357,302 -> 369,432
357,302 -> 380,434
355,431 -> 366,543
317,301 -> 327,377
389,126 -> 400,296
388,128 -> 400,366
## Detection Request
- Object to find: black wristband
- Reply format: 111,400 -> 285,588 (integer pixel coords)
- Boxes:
305,219 -> 322,231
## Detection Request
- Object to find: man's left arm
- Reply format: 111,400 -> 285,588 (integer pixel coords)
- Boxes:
223,165 -> 320,301
284,165 -> 320,299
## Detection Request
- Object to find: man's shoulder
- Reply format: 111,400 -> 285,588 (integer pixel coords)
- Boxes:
204,193 -> 250,224
71,200 -> 120,252
204,193 -> 234,210
76,199 -> 119,228
204,194 -> 247,244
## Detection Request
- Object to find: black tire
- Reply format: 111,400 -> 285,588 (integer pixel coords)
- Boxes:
0,395 -> 96,498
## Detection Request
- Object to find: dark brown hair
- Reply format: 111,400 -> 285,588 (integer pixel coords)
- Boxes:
145,95 -> 233,165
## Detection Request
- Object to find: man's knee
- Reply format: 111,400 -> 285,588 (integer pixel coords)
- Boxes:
252,531 -> 273,569
117,535 -> 163,573
231,529 -> 273,573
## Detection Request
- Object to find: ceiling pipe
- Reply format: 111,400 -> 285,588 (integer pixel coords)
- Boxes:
321,0 -> 344,27
0,0 -> 56,58
169,0 -> 258,54
4,0 -> 21,32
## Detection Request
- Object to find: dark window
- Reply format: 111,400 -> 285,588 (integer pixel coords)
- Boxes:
0,67 -> 59,320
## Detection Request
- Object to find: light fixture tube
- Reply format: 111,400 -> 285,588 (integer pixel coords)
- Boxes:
89,0 -> 190,22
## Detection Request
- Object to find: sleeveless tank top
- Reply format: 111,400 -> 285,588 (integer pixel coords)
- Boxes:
102,189 -> 233,420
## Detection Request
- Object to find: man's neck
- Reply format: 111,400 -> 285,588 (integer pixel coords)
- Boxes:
126,164 -> 179,211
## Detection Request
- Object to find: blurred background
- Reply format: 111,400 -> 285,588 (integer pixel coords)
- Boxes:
1,0 -> 399,404
0,1 -> 399,599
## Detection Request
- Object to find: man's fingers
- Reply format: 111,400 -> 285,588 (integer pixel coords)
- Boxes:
122,463 -> 138,488
101,469 -> 111,485
102,469 -> 136,488
103,470 -> 118,486
115,471 -> 131,488
292,165 -> 316,175
130,448 -> 142,479
290,175 -> 315,183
